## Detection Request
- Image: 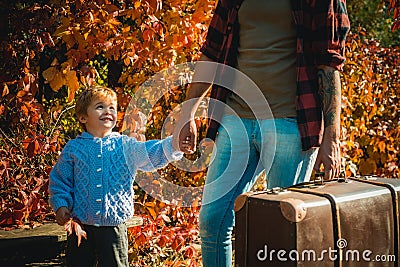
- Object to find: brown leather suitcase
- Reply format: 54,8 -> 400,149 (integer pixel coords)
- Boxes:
234,177 -> 400,267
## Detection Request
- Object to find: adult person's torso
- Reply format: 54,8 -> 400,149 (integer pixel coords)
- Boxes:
226,0 -> 297,119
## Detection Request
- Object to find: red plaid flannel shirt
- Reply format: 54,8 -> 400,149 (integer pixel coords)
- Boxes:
201,0 -> 350,150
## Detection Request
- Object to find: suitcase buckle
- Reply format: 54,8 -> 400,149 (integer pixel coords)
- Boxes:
267,187 -> 288,194
363,175 -> 378,181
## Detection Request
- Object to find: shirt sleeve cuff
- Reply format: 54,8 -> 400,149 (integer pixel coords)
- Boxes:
50,198 -> 70,213
164,136 -> 184,161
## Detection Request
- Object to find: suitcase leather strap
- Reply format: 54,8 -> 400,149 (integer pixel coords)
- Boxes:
349,178 -> 399,267
288,187 -> 342,267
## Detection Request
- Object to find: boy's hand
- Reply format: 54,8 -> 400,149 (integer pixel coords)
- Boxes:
55,206 -> 71,226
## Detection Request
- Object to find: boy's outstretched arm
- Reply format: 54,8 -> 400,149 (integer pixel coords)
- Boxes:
126,136 -> 183,172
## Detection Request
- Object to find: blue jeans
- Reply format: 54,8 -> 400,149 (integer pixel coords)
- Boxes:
199,115 -> 318,267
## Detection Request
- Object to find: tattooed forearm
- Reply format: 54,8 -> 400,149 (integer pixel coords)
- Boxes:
317,66 -> 341,138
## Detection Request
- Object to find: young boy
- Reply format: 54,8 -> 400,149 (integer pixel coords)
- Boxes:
49,86 -> 183,267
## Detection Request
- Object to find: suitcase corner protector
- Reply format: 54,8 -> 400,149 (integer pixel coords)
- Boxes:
280,198 -> 307,223
234,193 -> 251,212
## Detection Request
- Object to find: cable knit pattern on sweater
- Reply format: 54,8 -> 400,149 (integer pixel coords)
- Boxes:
49,132 -> 182,226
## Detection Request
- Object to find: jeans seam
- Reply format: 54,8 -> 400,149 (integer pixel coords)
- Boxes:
214,168 -> 250,266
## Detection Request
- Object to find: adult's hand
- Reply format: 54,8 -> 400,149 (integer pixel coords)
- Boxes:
313,131 -> 341,180
172,114 -> 197,154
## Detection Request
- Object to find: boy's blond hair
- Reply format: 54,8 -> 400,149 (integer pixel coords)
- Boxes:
75,86 -> 118,129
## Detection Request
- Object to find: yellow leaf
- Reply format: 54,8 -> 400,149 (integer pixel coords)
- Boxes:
134,1 -> 141,9
61,62 -> 71,74
42,66 -> 57,82
49,71 -> 64,92
83,31 -> 89,40
53,28 -> 71,38
1,83 -> 9,97
127,76 -> 135,86
122,26 -> 130,33
378,141 -> 386,153
124,57 -> 131,66
145,202 -> 158,220
66,70 -> 80,102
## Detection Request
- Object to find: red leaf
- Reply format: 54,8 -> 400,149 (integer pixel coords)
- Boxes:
158,235 -> 170,247
143,0 -> 162,12
184,245 -> 198,259
41,32 -> 55,47
22,138 -> 33,150
27,140 -> 40,158
142,29 -> 155,41
392,20 -> 400,31
64,218 -> 87,247
135,232 -> 147,247
171,235 -> 185,252
0,210 -> 14,226
36,36 -> 44,52
12,209 -> 25,225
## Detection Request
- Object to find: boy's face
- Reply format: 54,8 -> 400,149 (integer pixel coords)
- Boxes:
78,97 -> 117,138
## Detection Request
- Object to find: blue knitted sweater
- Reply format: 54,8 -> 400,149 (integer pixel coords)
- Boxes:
49,132 -> 182,226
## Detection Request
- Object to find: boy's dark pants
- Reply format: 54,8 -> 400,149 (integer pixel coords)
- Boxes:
66,223 -> 129,267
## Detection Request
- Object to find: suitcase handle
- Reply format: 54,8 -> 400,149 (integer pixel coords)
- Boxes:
315,171 -> 350,183
291,171 -> 349,189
